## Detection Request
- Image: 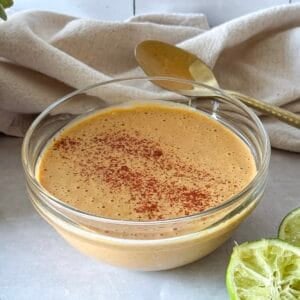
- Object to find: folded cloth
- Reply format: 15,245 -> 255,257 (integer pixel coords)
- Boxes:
0,5 -> 299,151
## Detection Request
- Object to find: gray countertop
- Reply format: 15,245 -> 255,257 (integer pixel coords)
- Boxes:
0,136 -> 299,300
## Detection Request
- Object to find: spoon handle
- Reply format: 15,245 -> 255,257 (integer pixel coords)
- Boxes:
227,91 -> 300,129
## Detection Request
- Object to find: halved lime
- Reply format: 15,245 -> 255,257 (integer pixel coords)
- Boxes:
279,207 -> 300,247
226,239 -> 300,300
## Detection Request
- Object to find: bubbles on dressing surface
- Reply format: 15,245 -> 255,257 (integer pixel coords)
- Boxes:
38,103 -> 256,221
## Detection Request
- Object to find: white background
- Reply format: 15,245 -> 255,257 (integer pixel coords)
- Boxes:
8,0 -> 299,26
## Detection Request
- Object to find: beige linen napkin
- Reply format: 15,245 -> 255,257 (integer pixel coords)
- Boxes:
0,5 -> 299,151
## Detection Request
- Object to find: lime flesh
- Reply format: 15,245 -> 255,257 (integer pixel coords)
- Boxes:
279,207 -> 300,247
226,239 -> 300,300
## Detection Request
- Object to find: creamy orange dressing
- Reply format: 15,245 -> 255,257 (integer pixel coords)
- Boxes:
37,102 -> 256,221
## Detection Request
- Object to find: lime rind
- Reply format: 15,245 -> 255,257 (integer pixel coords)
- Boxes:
226,239 -> 300,300
278,207 -> 300,247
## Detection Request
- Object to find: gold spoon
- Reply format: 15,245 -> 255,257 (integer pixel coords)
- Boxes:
135,40 -> 300,129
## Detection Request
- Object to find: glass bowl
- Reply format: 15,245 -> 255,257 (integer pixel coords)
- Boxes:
22,77 -> 270,271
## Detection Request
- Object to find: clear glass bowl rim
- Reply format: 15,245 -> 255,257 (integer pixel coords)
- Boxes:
22,76 -> 271,226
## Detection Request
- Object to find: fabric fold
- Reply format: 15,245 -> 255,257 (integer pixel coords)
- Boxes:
0,5 -> 299,151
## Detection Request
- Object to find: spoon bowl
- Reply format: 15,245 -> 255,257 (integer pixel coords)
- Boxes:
136,40 -> 218,89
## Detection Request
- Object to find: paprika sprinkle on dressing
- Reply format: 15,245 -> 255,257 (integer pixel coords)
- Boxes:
37,102 -> 256,221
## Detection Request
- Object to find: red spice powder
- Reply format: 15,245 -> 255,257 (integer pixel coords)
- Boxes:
52,130 -> 215,220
